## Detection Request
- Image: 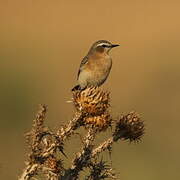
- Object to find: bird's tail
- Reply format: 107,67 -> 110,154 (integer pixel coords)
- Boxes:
71,85 -> 81,91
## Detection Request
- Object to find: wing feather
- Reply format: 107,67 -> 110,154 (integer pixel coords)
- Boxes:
77,56 -> 88,79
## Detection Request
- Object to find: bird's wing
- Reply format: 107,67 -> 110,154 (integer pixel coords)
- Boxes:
77,56 -> 89,79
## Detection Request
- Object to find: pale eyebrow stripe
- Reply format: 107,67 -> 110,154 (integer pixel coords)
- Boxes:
96,43 -> 110,47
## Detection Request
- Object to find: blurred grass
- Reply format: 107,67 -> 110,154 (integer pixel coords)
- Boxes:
0,0 -> 180,179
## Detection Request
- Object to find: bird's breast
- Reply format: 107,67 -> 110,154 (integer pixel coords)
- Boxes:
85,56 -> 112,84
87,56 -> 112,73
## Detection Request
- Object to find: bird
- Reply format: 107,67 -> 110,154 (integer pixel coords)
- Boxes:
72,40 -> 119,91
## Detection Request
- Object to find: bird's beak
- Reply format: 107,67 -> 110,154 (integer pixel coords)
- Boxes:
111,44 -> 120,48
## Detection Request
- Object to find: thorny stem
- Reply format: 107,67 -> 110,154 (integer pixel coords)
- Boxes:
19,106 -> 84,180
92,137 -> 113,158
62,128 -> 96,180
59,112 -> 83,141
19,164 -> 39,180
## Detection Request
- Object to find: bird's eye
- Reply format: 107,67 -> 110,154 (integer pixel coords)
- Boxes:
102,44 -> 107,48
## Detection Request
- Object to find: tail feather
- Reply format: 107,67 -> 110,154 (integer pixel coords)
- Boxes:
71,85 -> 81,91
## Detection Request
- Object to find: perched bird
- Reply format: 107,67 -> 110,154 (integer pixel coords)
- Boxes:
72,40 -> 119,91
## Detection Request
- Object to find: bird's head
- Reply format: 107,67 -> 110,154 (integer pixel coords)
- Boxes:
89,40 -> 119,54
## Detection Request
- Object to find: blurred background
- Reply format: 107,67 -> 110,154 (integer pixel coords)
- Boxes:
0,0 -> 180,179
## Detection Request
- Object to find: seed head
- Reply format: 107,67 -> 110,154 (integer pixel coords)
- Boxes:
113,112 -> 144,142
72,87 -> 110,116
84,113 -> 112,131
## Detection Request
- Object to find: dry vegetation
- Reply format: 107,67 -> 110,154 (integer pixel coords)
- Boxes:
19,87 -> 145,180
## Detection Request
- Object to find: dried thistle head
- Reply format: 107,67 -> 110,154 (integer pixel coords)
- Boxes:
84,113 -> 112,131
113,111 -> 145,142
72,87 -> 110,115
45,156 -> 64,174
87,160 -> 116,179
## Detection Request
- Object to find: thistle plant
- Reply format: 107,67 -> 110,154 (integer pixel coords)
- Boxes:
19,87 -> 145,180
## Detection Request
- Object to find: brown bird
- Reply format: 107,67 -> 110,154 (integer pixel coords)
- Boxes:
72,40 -> 119,91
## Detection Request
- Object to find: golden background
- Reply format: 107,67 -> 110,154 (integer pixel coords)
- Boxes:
0,0 -> 180,179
